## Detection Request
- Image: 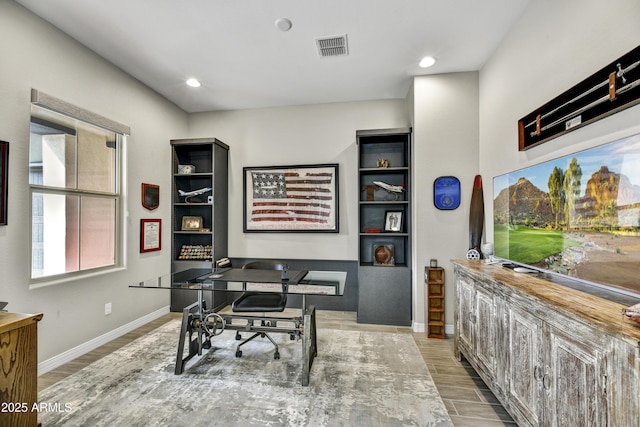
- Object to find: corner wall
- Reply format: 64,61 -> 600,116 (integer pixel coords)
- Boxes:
187,100 -> 410,261
0,1 -> 187,363
411,72 -> 480,328
480,0 -> 640,239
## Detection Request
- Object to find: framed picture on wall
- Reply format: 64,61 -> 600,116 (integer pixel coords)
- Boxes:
243,163 -> 339,232
0,141 -> 8,225
140,219 -> 161,253
141,183 -> 160,210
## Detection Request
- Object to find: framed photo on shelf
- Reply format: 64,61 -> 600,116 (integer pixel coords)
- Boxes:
140,219 -> 161,253
384,211 -> 403,232
243,163 -> 339,233
0,141 -> 7,225
181,216 -> 203,231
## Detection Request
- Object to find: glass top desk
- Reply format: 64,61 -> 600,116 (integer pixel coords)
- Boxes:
129,267 -> 347,386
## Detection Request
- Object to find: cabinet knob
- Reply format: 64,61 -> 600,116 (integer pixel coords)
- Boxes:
534,365 -> 543,381
543,373 -> 552,390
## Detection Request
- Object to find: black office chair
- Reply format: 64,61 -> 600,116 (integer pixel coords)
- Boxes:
231,260 -> 289,359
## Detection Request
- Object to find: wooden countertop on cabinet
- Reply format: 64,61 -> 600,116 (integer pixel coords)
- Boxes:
451,259 -> 640,346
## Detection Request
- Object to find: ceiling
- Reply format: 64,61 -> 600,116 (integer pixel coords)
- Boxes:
16,0 -> 531,113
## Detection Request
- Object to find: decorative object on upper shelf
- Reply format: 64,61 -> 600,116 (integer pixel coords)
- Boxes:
243,163 -> 339,232
140,219 -> 161,253
178,186 -> 212,204
0,141 -> 8,225
376,158 -> 389,168
433,176 -> 460,210
364,227 -> 381,233
373,180 -> 405,201
467,175 -> 484,260
373,244 -> 395,266
384,211 -> 403,232
141,183 -> 159,211
518,44 -> 640,150
181,216 -> 204,231
430,259 -> 438,268
177,164 -> 196,174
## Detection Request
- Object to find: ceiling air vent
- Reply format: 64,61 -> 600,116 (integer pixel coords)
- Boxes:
315,34 -> 349,57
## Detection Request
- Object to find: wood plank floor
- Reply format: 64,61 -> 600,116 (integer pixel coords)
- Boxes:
39,310 -> 516,426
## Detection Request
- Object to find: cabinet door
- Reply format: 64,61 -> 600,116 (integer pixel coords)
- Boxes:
456,277 -> 475,352
508,307 -> 543,426
474,287 -> 496,375
544,326 -> 607,426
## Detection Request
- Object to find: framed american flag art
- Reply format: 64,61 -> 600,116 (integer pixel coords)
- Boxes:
243,163 -> 339,232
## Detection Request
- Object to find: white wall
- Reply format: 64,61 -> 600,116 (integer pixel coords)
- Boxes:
411,72 -> 480,327
0,1 -> 187,362
480,0 -> 640,239
187,101 -> 410,260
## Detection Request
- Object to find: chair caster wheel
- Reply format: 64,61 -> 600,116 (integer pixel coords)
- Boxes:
274,352 -> 280,360
235,333 -> 242,340
290,334 -> 296,340
236,350 -> 242,358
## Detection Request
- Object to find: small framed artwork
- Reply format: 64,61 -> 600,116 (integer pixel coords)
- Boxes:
0,141 -> 7,225
181,216 -> 203,231
433,176 -> 460,210
177,164 -> 196,174
384,211 -> 403,232
140,219 -> 161,253
141,183 -> 159,211
373,244 -> 395,266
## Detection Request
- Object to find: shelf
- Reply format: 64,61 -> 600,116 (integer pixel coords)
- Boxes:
359,166 -> 409,173
359,232 -> 409,237
170,138 -> 229,312
173,230 -> 213,235
359,262 -> 409,268
359,200 -> 409,205
357,128 -> 412,326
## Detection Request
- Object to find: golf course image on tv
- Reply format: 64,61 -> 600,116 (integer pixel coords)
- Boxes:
494,132 -> 640,297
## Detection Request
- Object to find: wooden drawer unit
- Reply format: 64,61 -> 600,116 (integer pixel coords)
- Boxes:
426,267 -> 445,338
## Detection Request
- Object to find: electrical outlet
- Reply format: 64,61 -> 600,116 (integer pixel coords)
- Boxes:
105,302 -> 112,316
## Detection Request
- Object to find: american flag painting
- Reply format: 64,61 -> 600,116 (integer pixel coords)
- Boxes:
244,164 -> 339,232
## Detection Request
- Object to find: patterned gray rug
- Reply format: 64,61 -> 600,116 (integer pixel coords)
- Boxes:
39,320 -> 452,426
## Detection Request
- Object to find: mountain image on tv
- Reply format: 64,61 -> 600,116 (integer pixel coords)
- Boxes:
493,133 -> 640,296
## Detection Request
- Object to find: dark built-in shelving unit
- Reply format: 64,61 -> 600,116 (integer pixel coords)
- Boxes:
356,128 -> 412,326
170,138 -> 229,312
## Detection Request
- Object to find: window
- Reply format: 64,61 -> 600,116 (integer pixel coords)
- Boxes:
29,90 -> 129,282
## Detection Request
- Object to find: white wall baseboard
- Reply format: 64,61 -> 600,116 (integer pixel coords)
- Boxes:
412,323 -> 454,336
38,305 -> 170,376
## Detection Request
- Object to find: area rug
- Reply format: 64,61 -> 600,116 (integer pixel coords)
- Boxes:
38,320 -> 452,426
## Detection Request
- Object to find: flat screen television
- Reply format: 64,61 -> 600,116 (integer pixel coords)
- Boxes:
493,132 -> 640,299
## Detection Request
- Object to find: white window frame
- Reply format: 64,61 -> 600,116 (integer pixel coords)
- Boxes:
29,89 -> 130,287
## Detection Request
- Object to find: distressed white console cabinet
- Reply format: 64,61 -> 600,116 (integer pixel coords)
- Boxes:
453,259 -> 640,427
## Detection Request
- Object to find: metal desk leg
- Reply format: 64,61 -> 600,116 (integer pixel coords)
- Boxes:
175,301 -> 197,374
301,305 -> 317,386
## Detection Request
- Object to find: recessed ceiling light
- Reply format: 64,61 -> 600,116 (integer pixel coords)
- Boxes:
275,18 -> 292,32
419,56 -> 436,68
186,78 -> 201,88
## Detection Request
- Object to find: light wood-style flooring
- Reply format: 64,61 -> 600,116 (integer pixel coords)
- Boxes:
38,310 -> 516,426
